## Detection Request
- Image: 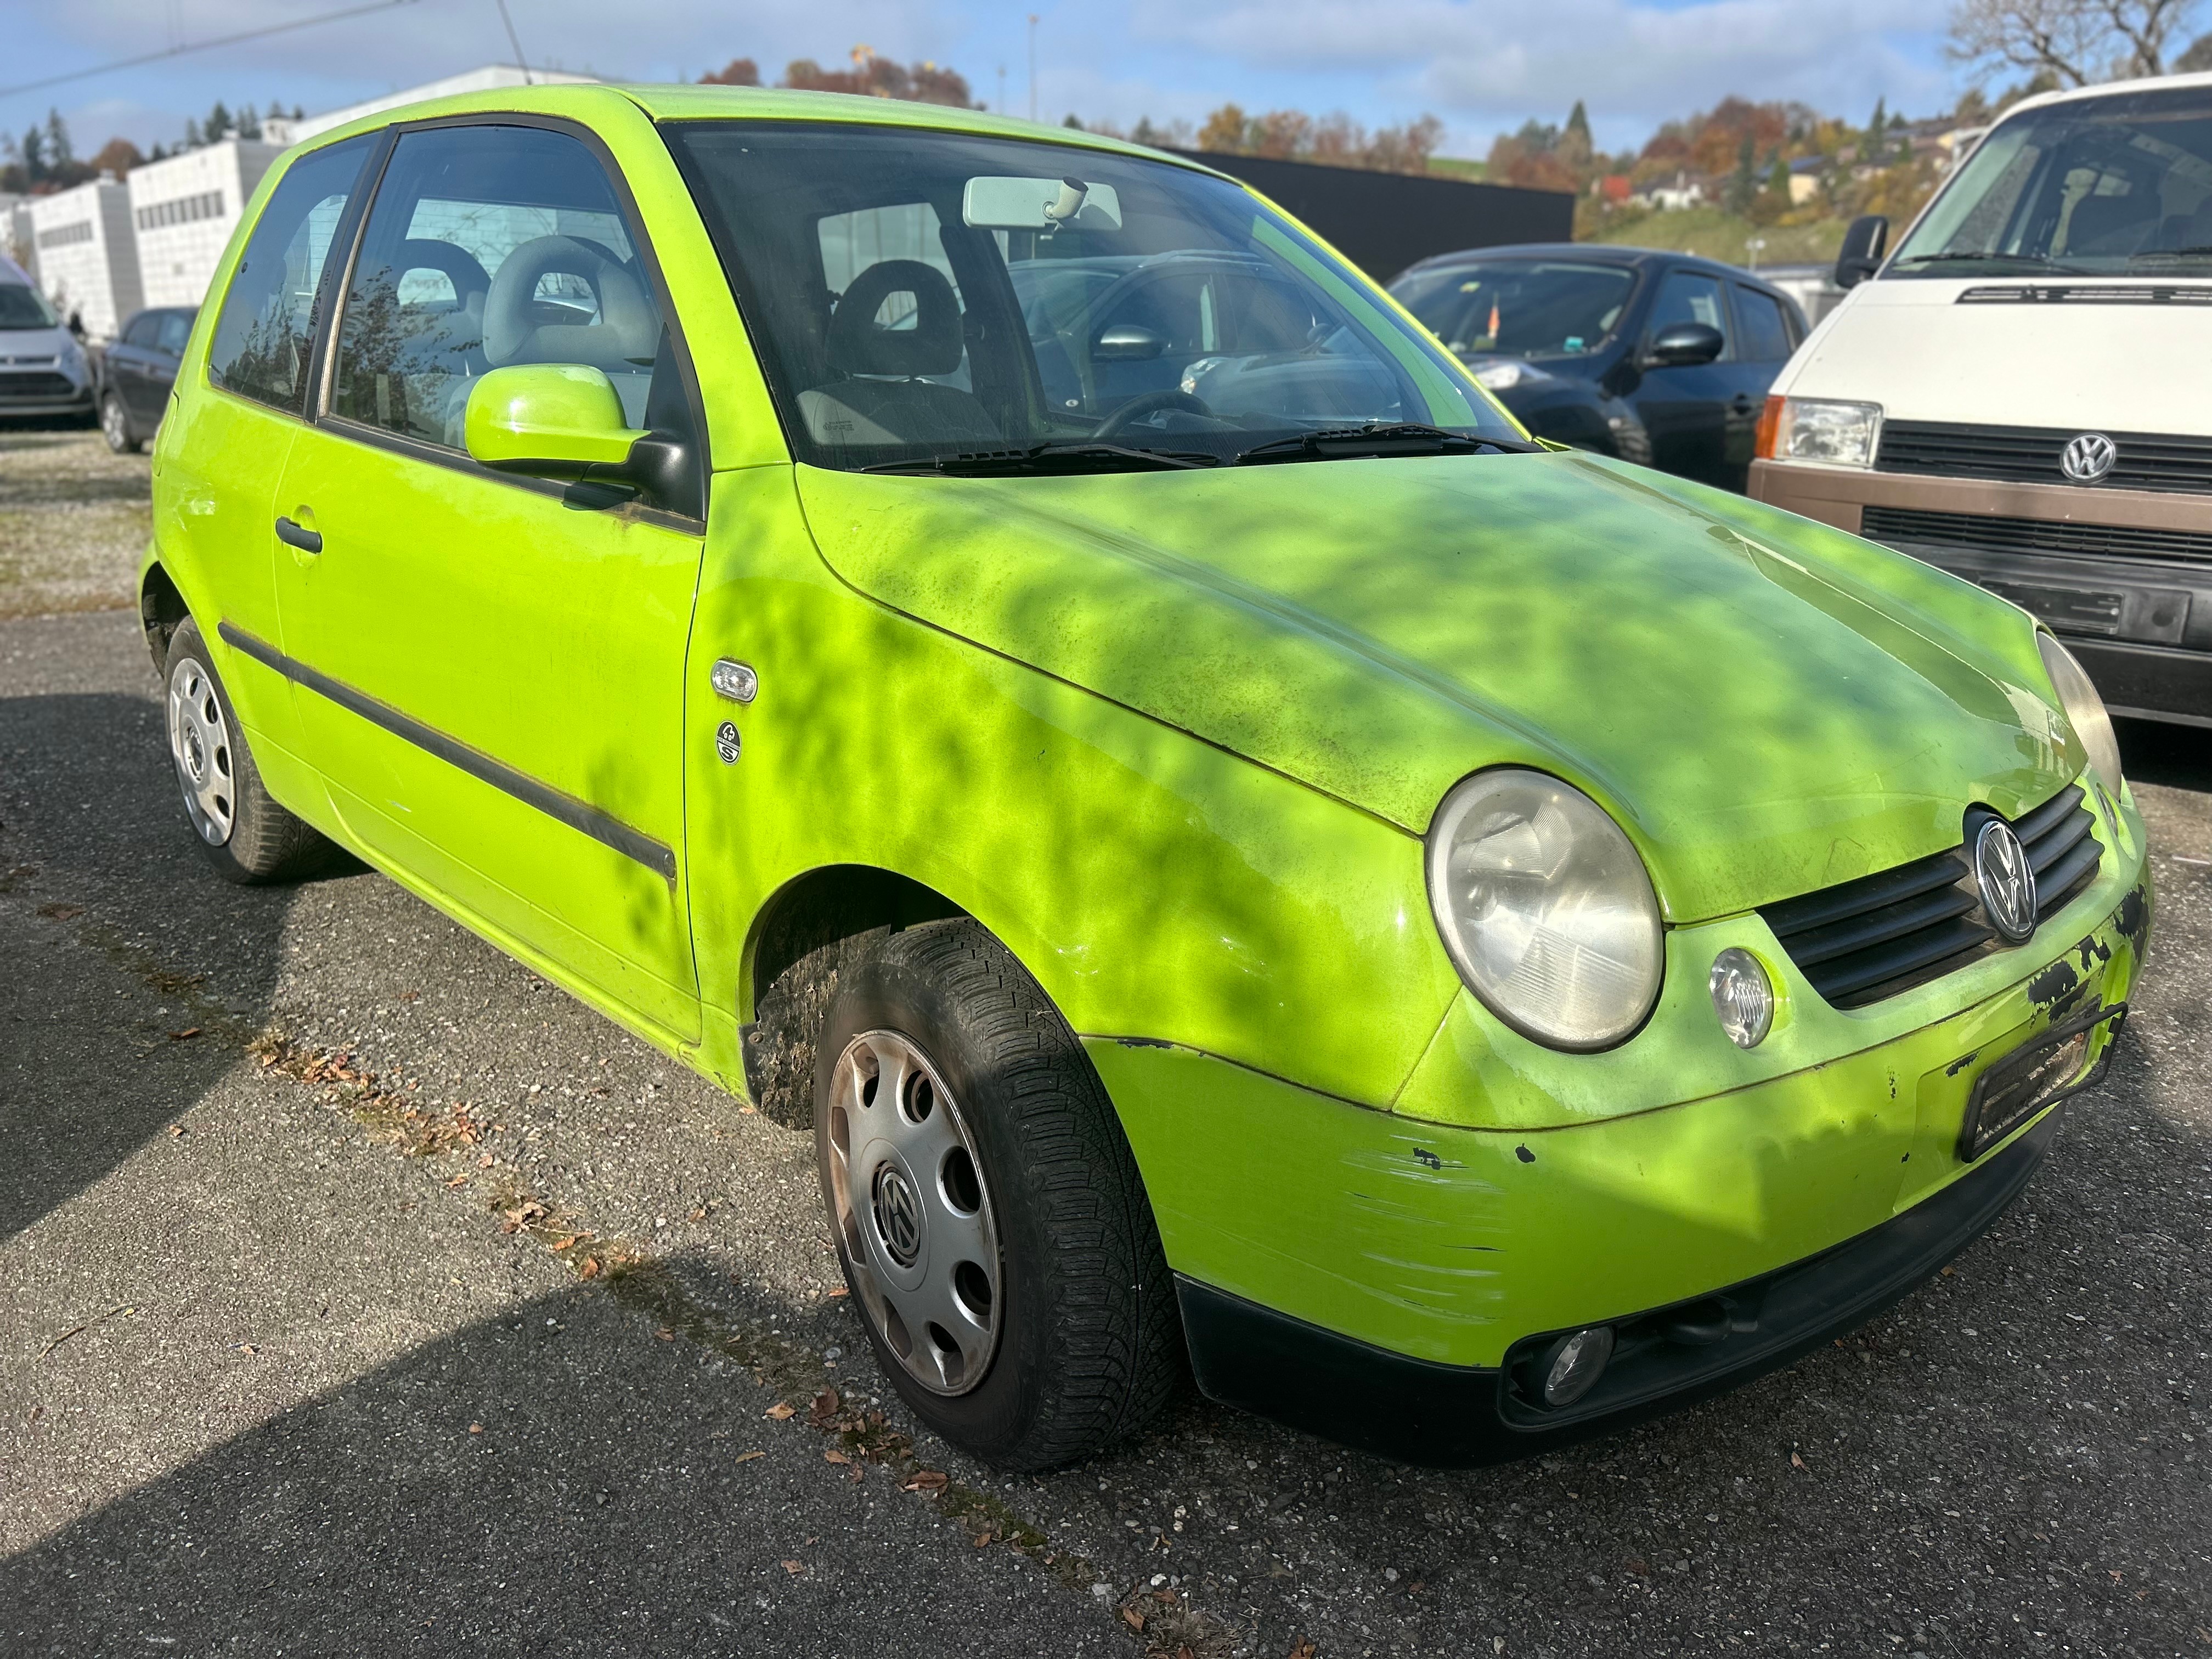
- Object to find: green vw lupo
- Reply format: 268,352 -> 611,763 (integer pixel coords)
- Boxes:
143,85 -> 2152,1469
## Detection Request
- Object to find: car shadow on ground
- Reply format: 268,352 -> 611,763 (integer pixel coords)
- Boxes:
2117,715 -> 2212,794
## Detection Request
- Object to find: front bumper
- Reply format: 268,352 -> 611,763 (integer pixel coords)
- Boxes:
1177,1098 -> 2069,1466
1749,458 -> 2212,724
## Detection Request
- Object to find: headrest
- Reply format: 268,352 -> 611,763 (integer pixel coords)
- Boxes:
828,259 -> 963,379
2067,193 -> 2154,253
483,234 -> 657,371
394,238 -> 491,302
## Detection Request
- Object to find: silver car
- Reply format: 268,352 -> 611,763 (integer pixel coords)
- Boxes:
0,264 -> 97,424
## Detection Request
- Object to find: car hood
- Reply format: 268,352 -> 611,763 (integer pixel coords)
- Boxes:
795,450 -> 2081,921
0,322 -> 77,360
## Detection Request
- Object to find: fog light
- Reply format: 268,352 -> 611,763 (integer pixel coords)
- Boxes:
1539,1325 -> 1615,1407
1709,947 -> 1774,1048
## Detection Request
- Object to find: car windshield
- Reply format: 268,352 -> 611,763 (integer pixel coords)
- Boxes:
664,121 -> 1518,470
1390,259 -> 1637,359
0,284 -> 60,331
1890,83 -> 2212,276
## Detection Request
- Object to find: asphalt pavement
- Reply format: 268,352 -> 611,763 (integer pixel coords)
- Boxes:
3,608 -> 2209,1658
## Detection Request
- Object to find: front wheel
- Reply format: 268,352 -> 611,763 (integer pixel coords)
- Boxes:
100,392 -> 139,454
162,617 -> 334,883
814,920 -> 1183,1469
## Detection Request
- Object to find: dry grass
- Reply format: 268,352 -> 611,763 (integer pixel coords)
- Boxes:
0,425 -> 150,620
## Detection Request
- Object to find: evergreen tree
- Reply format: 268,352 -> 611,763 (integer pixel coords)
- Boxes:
205,100 -> 233,142
237,103 -> 262,140
183,118 -> 202,149
1725,129 -> 1757,213
1864,97 -> 1888,164
1063,112 -> 1082,129
44,108 -> 74,167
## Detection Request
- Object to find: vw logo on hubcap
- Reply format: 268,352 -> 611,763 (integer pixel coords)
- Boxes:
871,1161 -> 924,1267
1974,819 -> 2038,944
2059,432 -> 2117,484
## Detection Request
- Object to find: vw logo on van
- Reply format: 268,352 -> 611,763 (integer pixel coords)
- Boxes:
1974,820 -> 2039,944
2059,432 -> 2117,484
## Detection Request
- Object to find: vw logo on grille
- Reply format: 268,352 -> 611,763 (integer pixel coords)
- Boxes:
2059,432 -> 2117,484
871,1162 -> 924,1266
1974,820 -> 2039,945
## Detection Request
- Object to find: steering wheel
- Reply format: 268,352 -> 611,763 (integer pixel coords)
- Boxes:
1094,388 -> 1214,439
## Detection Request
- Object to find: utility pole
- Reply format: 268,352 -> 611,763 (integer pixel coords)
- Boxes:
1027,14 -> 1038,123
997,64 -> 1007,116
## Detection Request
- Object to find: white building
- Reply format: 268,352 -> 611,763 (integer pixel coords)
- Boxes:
128,139 -> 283,309
26,181 -> 142,338
287,63 -> 600,144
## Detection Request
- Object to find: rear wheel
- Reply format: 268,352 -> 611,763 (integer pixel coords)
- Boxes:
814,919 -> 1182,1469
100,392 -> 139,454
162,617 -> 332,883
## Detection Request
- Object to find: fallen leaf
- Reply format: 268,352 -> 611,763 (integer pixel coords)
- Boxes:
972,1532 -> 992,1547
477,1153 -> 495,1167
765,1402 -> 797,1420
808,1387 -> 840,1426
167,1124 -> 185,1136
36,902 -> 82,921
1290,1641 -> 1317,1659
444,1176 -> 470,1189
1790,1451 -> 1808,1471
655,1327 -> 675,1341
734,1450 -> 765,1464
738,1104 -> 757,1114
902,1469 -> 948,1493
1121,1609 -> 1145,1632
825,1286 -> 849,1299
824,1449 -> 850,1465
780,1560 -> 804,1576
468,1423 -> 484,1435
577,1257 -> 602,1280
1625,1558 -> 1648,1576
168,1028 -> 202,1041
687,1205 -> 708,1222
1178,1647 -> 1196,1659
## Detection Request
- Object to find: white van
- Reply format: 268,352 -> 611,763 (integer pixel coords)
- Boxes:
1752,71 -> 2212,727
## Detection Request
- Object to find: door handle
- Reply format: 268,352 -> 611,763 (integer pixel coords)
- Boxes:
1729,394 -> 1757,413
274,516 -> 323,555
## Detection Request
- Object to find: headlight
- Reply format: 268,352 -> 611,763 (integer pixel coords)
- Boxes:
1424,769 -> 1664,1051
2038,633 -> 2123,792
1471,359 -> 1551,391
1754,396 -> 1882,467
58,338 -> 84,371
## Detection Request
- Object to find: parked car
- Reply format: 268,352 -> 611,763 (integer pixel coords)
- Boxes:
1390,244 -> 1808,490
1753,69 -> 2212,727
97,306 -> 198,453
144,85 -> 2151,1471
0,255 -> 97,425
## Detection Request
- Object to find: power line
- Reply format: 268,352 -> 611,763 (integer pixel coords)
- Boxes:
0,0 -> 422,102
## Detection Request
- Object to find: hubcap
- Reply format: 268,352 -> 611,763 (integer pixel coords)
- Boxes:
102,397 -> 126,447
166,654 -> 235,845
824,1030 -> 1002,1397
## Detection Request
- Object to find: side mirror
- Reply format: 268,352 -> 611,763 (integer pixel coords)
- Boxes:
465,364 -> 648,479
1093,323 -> 1167,362
1833,215 -> 1889,289
1645,321 -> 1725,367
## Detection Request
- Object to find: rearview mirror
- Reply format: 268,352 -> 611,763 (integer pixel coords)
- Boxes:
962,175 -> 1123,232
1093,323 -> 1167,361
1834,215 -> 1889,289
1645,321 -> 1724,367
465,364 -> 647,478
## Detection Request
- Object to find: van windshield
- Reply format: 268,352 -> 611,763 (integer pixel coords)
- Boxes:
0,284 -> 60,331
1890,83 -> 2212,277
663,121 -> 1520,472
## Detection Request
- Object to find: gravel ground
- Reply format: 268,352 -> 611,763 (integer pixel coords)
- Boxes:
2,609 -> 2208,1657
0,427 -> 150,621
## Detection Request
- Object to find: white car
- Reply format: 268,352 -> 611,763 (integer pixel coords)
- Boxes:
0,255 -> 97,424
1752,70 -> 2212,729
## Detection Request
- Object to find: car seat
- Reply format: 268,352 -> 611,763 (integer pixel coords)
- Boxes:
797,259 -> 1001,448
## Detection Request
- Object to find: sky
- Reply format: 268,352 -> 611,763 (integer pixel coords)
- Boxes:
3,0 -> 1969,163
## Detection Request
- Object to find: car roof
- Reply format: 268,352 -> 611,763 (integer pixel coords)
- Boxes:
1398,242 -> 1781,287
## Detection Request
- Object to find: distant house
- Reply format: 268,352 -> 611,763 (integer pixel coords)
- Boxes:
1635,171 -> 1708,211
1787,156 -> 1826,206
1593,174 -> 1632,205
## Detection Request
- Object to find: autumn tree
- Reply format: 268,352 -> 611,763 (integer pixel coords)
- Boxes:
699,58 -> 760,86
1197,103 -> 1443,173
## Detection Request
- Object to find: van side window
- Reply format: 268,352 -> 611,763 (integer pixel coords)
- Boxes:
1647,270 -> 1732,359
205,136 -> 374,414
329,124 -> 682,454
1732,286 -> 1795,362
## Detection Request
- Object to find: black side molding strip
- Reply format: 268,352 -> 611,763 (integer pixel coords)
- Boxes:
217,620 -> 678,883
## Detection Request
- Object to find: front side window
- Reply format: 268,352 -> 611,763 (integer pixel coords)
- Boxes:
206,136 -> 374,412
330,124 -> 679,451
1646,270 -> 1733,357
1731,286 -> 1795,361
665,121 -> 1517,471
1390,260 -> 1637,359
1891,84 -> 2212,277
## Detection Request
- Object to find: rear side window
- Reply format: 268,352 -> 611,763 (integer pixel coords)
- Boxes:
1647,270 -> 1732,358
1733,285 -> 1795,361
329,124 -> 680,452
122,313 -> 160,347
206,136 -> 374,413
156,311 -> 195,353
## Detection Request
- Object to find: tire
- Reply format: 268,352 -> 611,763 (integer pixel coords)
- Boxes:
814,919 -> 1183,1469
161,617 -> 332,884
100,391 -> 140,454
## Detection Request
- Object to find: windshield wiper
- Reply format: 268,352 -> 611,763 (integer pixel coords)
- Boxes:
2129,245 -> 2212,264
1891,251 -> 2087,273
1230,422 -> 1541,466
857,441 -> 1216,476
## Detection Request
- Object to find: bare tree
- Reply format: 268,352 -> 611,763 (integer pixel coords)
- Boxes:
1950,0 -> 2205,84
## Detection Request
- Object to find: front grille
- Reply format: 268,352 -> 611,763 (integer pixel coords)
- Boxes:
1760,785 -> 2102,1009
0,371 -> 75,399
1959,283 -> 2212,307
1861,504 -> 2212,565
1876,421 -> 2212,496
